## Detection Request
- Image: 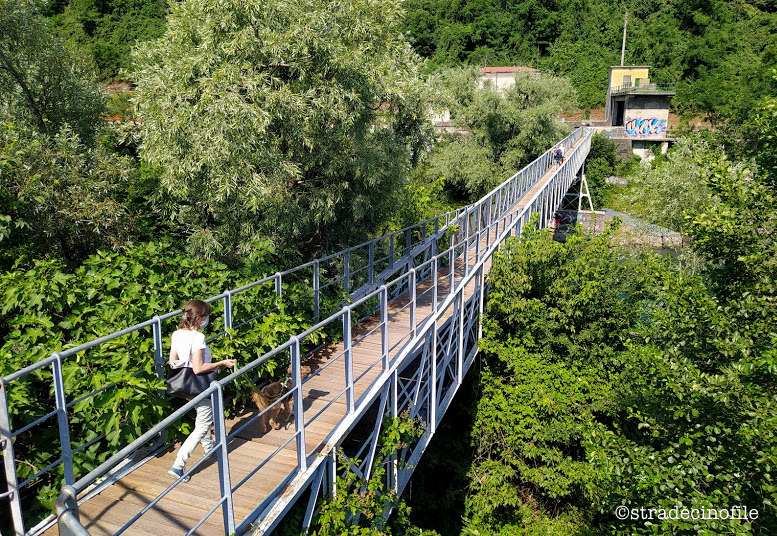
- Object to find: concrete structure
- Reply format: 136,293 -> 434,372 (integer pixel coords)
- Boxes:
603,66 -> 675,160
479,66 -> 541,92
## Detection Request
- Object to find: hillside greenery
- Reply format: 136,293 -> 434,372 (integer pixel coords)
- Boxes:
31,0 -> 777,123
403,0 -> 777,119
2,0 -> 777,534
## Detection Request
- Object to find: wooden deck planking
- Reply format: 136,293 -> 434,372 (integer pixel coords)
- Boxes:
45,139 -> 583,536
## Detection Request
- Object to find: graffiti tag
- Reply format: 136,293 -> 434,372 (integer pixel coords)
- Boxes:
625,117 -> 666,137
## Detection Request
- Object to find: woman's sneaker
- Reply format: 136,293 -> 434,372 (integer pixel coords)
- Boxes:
168,466 -> 190,483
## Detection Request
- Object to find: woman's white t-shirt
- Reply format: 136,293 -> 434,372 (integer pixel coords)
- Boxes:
170,329 -> 212,369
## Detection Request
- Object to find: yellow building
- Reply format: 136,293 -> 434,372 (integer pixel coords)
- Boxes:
604,66 -> 675,160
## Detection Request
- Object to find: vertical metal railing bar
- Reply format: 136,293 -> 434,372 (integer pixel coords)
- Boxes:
432,257 -> 438,312
0,378 -> 24,536
381,286 -> 389,372
291,337 -> 307,472
212,383 -> 236,536
224,291 -> 233,333
274,273 -> 283,300
368,243 -> 375,286
52,354 -> 75,487
410,269 -> 417,338
313,260 -> 320,323
388,234 -> 394,270
152,317 -> 164,382
344,251 -> 350,295
430,319 -> 437,434
344,307 -> 355,415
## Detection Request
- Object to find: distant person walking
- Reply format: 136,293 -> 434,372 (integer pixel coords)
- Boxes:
553,144 -> 565,167
167,299 -> 236,482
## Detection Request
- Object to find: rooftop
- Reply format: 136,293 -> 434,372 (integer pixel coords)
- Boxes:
480,66 -> 540,74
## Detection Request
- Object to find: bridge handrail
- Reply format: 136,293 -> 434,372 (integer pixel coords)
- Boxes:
3,128 -> 586,536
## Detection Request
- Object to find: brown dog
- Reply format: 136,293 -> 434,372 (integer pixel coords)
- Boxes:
250,380 -> 293,434
251,364 -> 317,435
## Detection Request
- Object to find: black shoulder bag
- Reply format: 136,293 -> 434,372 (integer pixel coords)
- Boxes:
166,366 -> 218,399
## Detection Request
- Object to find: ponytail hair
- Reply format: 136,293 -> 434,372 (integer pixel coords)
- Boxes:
179,299 -> 211,329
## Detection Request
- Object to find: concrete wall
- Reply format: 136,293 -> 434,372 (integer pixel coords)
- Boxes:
632,140 -> 669,161
624,95 -> 671,138
609,66 -> 650,89
480,71 -> 519,91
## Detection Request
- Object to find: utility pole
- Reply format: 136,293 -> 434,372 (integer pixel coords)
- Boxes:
620,10 -> 628,66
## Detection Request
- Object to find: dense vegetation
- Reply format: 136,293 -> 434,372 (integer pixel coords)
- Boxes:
403,97 -> 777,535
403,0 -> 777,118
2,0 -> 777,534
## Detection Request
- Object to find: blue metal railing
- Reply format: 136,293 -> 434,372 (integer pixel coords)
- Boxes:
1,127 -> 589,536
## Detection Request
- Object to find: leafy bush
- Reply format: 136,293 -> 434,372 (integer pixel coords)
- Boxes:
0,240 -> 333,524
584,132 -> 619,208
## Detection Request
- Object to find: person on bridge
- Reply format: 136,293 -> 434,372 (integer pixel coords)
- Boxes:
168,299 -> 237,482
553,144 -> 565,166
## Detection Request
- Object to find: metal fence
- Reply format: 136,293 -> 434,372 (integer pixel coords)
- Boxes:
1,127 -> 590,536
610,83 -> 675,95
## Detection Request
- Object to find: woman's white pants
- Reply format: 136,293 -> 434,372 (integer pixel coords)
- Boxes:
173,397 -> 216,470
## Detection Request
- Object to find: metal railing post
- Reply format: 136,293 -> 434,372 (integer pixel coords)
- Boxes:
291,337 -> 307,471
432,257 -> 438,312
368,242 -> 374,286
389,234 -> 394,270
55,486 -> 88,536
313,260 -> 320,323
390,369 -> 399,492
478,266 -> 486,340
457,292 -> 464,386
152,316 -> 164,380
463,209 -> 469,275
430,320 -> 437,434
223,291 -> 232,333
449,245 -> 455,297
211,384 -> 236,535
274,272 -> 282,300
343,251 -> 350,295
475,204 -> 483,264
52,353 -> 74,486
381,286 -> 389,371
410,269 -> 417,337
0,379 -> 24,536
343,308 -> 354,414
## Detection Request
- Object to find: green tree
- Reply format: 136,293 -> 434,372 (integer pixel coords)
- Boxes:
463,220 -> 660,534
0,0 -> 104,141
618,136 -> 717,236
583,132 -> 619,208
132,0 -> 431,260
52,0 -> 167,79
747,91 -> 777,187
0,122 -> 136,269
427,68 -> 575,201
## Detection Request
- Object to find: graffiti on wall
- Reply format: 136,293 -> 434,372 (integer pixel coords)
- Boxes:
625,117 -> 667,137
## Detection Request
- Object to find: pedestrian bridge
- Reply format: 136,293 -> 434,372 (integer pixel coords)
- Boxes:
1,128 -> 593,536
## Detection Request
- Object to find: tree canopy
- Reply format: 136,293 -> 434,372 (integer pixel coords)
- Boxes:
0,0 -> 104,141
426,68 -> 575,200
131,0 -> 431,259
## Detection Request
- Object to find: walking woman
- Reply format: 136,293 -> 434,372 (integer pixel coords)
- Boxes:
168,299 -> 236,481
